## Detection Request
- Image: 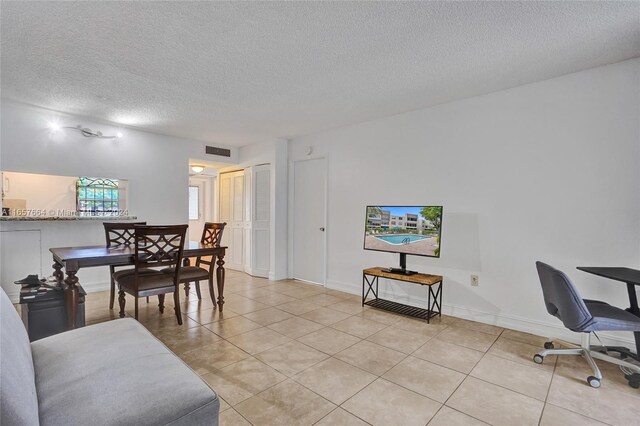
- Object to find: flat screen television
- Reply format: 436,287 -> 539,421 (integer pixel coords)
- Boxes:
363,205 -> 443,275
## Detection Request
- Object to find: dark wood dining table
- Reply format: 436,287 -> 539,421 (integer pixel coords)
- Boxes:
50,241 -> 227,329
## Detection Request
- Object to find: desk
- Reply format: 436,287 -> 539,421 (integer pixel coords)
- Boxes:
578,266 -> 640,355
50,242 -> 226,329
362,267 -> 443,323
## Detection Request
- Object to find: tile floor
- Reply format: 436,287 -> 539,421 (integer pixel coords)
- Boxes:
80,270 -> 640,426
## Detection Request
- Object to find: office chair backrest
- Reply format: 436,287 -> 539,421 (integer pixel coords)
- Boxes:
536,261 -> 593,332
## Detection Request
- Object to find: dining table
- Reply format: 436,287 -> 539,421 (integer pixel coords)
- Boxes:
50,241 -> 227,329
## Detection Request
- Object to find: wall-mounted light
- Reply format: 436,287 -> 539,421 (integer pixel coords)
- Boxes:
191,165 -> 205,174
49,123 -> 123,139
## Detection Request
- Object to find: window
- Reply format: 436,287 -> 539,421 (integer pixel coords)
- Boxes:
76,177 -> 119,216
188,186 -> 199,220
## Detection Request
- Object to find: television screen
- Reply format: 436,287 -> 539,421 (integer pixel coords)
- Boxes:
363,206 -> 443,258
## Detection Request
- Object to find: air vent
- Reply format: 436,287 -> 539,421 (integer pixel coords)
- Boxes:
205,145 -> 231,157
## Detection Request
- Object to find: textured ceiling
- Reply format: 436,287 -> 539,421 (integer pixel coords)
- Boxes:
1,1 -> 639,147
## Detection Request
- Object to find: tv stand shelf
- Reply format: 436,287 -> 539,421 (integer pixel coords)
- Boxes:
362,267 -> 443,323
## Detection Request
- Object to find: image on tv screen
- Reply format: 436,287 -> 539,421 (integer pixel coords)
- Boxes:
364,206 -> 443,257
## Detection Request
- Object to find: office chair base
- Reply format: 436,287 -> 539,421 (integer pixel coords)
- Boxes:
535,333 -> 640,388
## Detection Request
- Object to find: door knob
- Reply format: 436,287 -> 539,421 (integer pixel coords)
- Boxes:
319,227 -> 325,232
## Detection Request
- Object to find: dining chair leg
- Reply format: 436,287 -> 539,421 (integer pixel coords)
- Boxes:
134,297 -> 139,320
146,296 -> 149,303
118,290 -> 126,318
173,291 -> 183,325
158,294 -> 165,313
195,281 -> 202,300
208,277 -> 216,307
109,266 -> 115,309
184,282 -> 190,297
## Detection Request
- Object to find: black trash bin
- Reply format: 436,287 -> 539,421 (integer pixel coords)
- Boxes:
19,285 -> 86,341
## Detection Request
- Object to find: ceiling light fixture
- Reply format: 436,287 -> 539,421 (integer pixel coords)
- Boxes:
191,165 -> 205,174
49,123 -> 123,139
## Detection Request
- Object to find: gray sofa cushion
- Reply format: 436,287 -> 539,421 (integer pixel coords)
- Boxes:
31,318 -> 219,426
1,288 -> 40,426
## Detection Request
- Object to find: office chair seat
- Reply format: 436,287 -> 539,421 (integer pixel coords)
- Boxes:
584,300 -> 640,332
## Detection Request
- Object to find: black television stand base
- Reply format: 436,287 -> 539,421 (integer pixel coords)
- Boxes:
382,267 -> 417,276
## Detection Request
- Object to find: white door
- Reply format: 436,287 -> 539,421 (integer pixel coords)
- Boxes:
249,164 -> 271,277
188,179 -> 205,242
219,170 -> 245,271
293,158 -> 326,285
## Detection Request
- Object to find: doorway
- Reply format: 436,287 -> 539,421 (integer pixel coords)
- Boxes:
188,175 -> 216,242
292,157 -> 326,285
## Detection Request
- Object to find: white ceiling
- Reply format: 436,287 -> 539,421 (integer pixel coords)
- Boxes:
1,2 -> 639,147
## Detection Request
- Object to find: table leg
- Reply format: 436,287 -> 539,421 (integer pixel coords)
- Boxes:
183,258 -> 191,296
64,263 -> 80,330
216,254 -> 225,311
52,260 -> 64,284
626,283 -> 640,355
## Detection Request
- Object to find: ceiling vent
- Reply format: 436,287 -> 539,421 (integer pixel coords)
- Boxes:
205,145 -> 231,157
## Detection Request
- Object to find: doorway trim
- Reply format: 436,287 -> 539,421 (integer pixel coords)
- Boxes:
288,155 -> 329,286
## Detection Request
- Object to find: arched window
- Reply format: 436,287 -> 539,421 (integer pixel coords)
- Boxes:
76,177 -> 119,216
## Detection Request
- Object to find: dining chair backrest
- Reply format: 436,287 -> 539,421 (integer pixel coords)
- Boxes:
201,222 -> 226,246
134,225 -> 188,278
104,222 -> 147,247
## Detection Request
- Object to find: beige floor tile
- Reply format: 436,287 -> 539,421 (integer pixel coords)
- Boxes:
328,299 -> 370,315
453,318 -> 504,336
539,403 -> 608,426
392,316 -> 449,337
335,340 -> 406,375
366,326 -> 432,354
218,408 -> 252,426
293,358 -> 377,405
331,316 -> 388,338
553,351 -> 637,393
343,378 -> 441,426
297,327 -> 361,355
242,307 -> 294,326
279,286 -> 325,299
179,340 -> 251,374
427,406 -> 488,426
501,329 -> 552,347
412,338 -> 484,374
277,300 -> 320,315
315,408 -> 369,426
488,336 -> 556,371
227,327 -> 291,355
437,326 -> 498,352
139,313 -> 199,332
255,340 -> 329,377
300,307 -> 353,326
357,308 -> 403,325
218,396 -> 231,412
267,316 -> 325,338
186,306 -> 239,325
322,289 -> 359,300
303,293 -> 346,306
252,292 -> 298,306
235,379 -> 336,426
235,288 -> 273,300
204,316 -> 262,338
547,365 -> 640,425
223,295 -> 270,315
470,354 -> 553,401
446,377 -> 544,426
151,325 -> 222,354
200,357 -> 286,405
383,356 -> 465,403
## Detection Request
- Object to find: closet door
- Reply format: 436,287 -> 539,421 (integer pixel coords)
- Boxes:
219,170 -> 245,271
249,164 -> 271,278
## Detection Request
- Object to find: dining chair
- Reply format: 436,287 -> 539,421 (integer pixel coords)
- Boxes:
171,222 -> 226,302
115,225 -> 188,324
103,221 -> 146,309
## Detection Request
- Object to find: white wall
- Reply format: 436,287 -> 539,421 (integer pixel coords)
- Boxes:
0,101 -> 238,299
289,59 -> 640,345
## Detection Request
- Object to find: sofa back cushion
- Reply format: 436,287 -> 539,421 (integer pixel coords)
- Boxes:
1,288 -> 40,426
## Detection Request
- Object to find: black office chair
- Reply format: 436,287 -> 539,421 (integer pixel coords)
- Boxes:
535,261 -> 640,388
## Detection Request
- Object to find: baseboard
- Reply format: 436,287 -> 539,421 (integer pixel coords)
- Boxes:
326,279 -> 636,350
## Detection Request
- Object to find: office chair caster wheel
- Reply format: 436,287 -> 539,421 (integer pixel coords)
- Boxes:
533,354 -> 544,364
625,374 -> 640,389
544,342 -> 554,349
587,376 -> 601,388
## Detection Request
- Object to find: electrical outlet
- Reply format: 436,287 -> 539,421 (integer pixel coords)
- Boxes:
471,275 -> 479,286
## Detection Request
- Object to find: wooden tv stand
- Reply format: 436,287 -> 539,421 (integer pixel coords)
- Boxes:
362,267 -> 443,323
